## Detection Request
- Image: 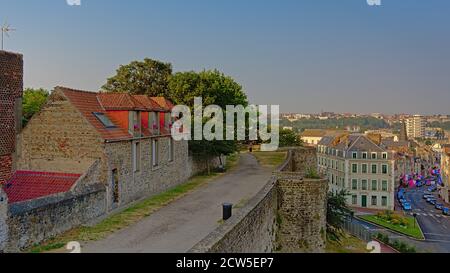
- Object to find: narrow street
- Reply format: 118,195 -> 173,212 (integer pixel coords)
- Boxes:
82,153 -> 272,253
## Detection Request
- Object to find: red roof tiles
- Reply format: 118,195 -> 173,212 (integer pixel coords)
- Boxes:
56,87 -> 175,141
4,171 -> 81,204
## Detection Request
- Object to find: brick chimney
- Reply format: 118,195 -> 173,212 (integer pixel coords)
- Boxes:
0,51 -> 23,185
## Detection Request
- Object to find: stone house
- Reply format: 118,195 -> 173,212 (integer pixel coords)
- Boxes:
15,86 -> 197,210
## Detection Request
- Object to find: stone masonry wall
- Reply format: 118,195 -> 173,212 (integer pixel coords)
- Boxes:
4,183 -> 106,252
0,51 -> 23,184
16,89 -> 105,175
105,138 -> 189,207
190,178 -> 279,253
0,188 -> 8,252
190,147 -> 328,253
276,174 -> 328,252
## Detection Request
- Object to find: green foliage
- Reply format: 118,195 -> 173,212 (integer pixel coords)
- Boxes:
305,168 -> 321,179
376,233 -> 416,253
168,70 -> 249,163
279,129 -> 302,147
281,117 -> 389,132
327,190 -> 353,241
22,88 -> 49,126
102,58 -> 173,97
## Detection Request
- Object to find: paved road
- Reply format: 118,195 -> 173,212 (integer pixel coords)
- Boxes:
405,187 -> 450,252
82,153 -> 272,253
356,187 -> 450,253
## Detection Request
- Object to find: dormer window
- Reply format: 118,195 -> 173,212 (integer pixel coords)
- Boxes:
362,152 -> 368,159
149,112 -> 160,134
93,112 -> 116,128
352,152 -> 357,159
128,111 -> 141,135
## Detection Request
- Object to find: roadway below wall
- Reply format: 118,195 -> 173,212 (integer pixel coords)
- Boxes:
81,153 -> 272,253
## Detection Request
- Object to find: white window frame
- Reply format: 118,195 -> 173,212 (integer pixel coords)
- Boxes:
152,139 -> 159,167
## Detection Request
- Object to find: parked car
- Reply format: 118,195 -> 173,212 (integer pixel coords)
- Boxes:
403,202 -> 412,211
400,198 -> 407,204
429,200 -> 437,206
423,194 -> 434,199
428,186 -> 437,192
443,208 -> 450,216
435,203 -> 444,210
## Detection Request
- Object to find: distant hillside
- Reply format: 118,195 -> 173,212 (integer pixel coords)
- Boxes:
281,117 -> 390,133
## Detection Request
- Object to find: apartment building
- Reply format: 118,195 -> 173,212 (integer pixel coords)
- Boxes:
317,134 -> 396,211
406,115 -> 426,139
440,145 -> 450,204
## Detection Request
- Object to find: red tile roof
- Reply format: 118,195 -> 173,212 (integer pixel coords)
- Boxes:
133,95 -> 165,112
97,93 -> 147,111
56,87 -> 175,141
151,97 -> 175,111
58,87 -> 132,141
3,171 -> 81,204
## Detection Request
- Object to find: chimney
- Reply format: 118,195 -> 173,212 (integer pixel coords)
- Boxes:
0,50 -> 23,185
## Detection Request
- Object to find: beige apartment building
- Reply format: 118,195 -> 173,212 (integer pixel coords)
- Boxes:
406,115 -> 426,139
440,145 -> 450,203
317,134 -> 396,211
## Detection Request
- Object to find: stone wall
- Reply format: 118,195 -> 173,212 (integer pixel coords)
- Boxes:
16,89 -> 104,175
276,173 -> 328,252
190,178 -> 279,253
105,138 -> 189,207
4,184 -> 106,252
0,188 -> 8,252
190,147 -> 328,253
0,51 -> 23,184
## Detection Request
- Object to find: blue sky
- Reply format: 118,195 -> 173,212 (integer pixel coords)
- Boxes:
1,0 -> 449,114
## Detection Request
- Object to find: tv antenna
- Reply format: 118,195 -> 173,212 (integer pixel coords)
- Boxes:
1,22 -> 16,50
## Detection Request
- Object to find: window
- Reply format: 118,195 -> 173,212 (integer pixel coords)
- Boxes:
362,164 -> 368,174
371,153 -> 377,159
371,196 -> 378,206
352,164 -> 358,173
382,152 -> 388,159
362,152 -> 368,159
152,139 -> 159,167
372,164 -> 377,174
352,179 -> 358,190
382,164 -> 388,174
352,152 -> 357,159
112,169 -> 119,204
93,112 -> 116,128
362,180 -> 368,191
168,138 -> 174,162
382,180 -> 388,191
132,142 -> 141,173
382,196 -> 388,207
372,180 -> 378,191
129,111 -> 141,134
352,195 -> 358,205
150,112 -> 160,134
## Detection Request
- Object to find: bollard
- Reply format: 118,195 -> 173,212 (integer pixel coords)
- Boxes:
223,203 -> 233,221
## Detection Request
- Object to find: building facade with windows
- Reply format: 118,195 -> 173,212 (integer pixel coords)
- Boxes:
13,87 -> 209,210
317,134 -> 396,210
440,145 -> 450,204
406,115 -> 426,139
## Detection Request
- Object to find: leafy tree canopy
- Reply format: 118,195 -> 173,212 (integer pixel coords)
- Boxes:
169,70 -> 248,169
22,88 -> 49,126
102,58 -> 173,97
279,129 -> 302,147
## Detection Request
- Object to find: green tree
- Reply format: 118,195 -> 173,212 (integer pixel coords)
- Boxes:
327,190 -> 353,242
102,58 -> 172,97
169,70 -> 248,173
279,129 -> 302,147
22,88 -> 49,126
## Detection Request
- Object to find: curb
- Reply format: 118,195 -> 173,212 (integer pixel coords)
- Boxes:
355,216 -> 426,242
